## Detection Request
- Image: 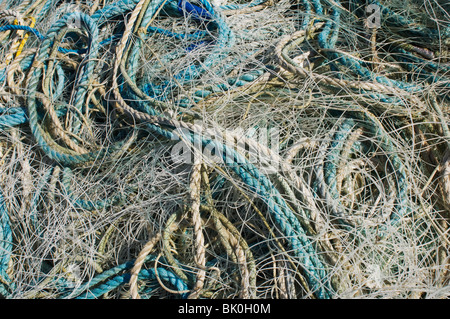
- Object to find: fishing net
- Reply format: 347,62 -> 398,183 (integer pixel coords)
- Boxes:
0,0 -> 449,299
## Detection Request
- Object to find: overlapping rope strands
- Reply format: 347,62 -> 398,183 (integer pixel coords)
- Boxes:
0,0 -> 449,299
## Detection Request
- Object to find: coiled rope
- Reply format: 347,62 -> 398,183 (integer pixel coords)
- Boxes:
0,0 -> 448,299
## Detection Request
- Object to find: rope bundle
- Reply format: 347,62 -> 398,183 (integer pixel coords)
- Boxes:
0,0 -> 449,299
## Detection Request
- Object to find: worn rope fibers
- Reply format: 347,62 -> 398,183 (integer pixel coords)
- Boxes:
0,0 -> 449,299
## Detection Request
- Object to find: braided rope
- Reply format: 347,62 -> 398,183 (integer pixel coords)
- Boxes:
129,233 -> 162,299
0,0 -> 448,300
187,152 -> 206,299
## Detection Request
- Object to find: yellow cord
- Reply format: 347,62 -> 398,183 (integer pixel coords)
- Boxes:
15,16 -> 35,58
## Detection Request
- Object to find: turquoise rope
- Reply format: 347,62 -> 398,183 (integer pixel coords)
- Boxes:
322,118 -> 357,227
143,122 -> 334,298
0,0 -> 446,300
317,0 -> 420,93
26,12 -> 135,166
69,255 -> 189,299
0,189 -> 13,297
61,167 -> 126,211
77,267 -> 189,299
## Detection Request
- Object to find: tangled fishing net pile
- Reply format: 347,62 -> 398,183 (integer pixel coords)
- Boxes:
0,0 -> 449,299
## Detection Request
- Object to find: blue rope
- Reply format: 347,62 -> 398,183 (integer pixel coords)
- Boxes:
0,189 -> 13,297
0,0 -> 446,300
69,256 -> 189,299
61,167 -> 126,211
177,0 -> 213,21
0,110 -> 28,130
316,0 -> 420,93
143,122 -> 334,298
0,25 -> 45,40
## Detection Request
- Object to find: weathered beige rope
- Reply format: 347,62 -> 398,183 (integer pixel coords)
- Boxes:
129,232 -> 162,299
187,151 -> 206,299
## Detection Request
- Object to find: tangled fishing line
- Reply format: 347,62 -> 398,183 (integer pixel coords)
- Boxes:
0,0 -> 449,299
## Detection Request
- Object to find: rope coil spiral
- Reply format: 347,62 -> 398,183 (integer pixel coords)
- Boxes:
0,0 -> 448,299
